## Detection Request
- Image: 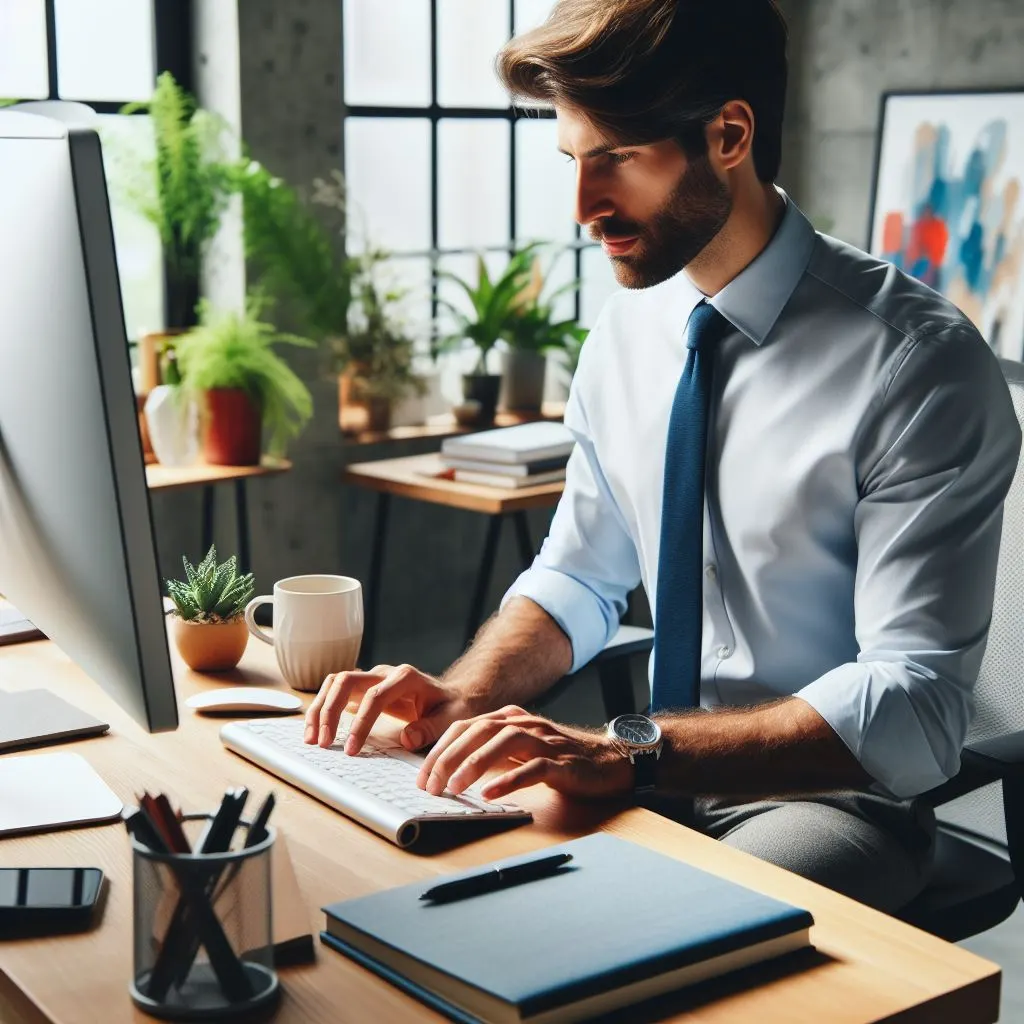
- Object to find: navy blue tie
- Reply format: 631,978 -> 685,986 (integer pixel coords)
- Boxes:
651,300 -> 725,713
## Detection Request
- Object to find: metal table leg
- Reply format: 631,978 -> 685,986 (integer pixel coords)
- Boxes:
201,485 -> 215,557
235,479 -> 251,572
464,515 -> 504,647
513,510 -> 535,569
360,492 -> 391,668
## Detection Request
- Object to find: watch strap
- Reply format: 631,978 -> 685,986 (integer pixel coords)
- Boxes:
633,749 -> 658,793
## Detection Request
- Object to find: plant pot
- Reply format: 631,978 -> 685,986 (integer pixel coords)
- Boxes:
144,384 -> 199,467
203,388 -> 262,466
339,370 -> 395,435
500,349 -> 547,413
136,329 -> 186,463
172,616 -> 249,672
462,374 -> 502,426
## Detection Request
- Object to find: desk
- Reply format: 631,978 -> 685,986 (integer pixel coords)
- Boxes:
146,459 -> 292,570
0,635 -> 1001,1023
343,453 -> 565,664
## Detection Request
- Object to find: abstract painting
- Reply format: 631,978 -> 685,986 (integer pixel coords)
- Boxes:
869,90 -> 1024,359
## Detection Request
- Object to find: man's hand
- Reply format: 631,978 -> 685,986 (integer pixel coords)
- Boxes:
416,705 -> 634,802
303,663 -> 488,755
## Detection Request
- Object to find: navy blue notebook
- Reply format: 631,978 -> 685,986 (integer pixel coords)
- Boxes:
322,833 -> 813,1024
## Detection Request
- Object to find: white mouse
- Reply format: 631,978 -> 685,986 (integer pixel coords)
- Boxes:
186,687 -> 303,715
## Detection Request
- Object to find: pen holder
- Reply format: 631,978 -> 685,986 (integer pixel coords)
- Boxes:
129,813 -> 279,1020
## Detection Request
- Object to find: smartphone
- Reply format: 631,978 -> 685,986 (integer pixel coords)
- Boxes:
0,867 -> 105,936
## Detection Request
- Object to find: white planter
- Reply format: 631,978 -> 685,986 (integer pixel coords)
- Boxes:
144,384 -> 199,467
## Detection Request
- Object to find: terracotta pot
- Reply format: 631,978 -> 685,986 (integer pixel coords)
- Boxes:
338,367 -> 393,436
172,616 -> 249,672
203,388 -> 262,466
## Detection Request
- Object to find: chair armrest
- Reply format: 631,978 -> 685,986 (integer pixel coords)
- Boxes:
961,730 -> 1024,777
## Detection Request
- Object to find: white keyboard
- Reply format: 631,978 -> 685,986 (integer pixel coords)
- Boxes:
220,716 -> 532,847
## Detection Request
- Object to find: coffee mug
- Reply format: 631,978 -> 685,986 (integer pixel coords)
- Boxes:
244,575 -> 363,692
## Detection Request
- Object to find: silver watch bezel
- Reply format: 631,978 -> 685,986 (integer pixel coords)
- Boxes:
606,714 -> 663,758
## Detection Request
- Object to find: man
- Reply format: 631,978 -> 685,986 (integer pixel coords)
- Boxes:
306,0 -> 1021,910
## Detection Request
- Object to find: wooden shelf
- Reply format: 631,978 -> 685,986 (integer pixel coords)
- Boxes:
145,457 -> 292,492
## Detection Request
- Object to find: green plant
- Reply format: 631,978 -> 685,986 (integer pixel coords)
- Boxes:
232,162 -> 355,342
436,244 -> 543,374
118,72 -> 235,327
166,546 -> 255,623
336,249 -> 428,401
502,252 -> 584,355
175,295 -> 315,456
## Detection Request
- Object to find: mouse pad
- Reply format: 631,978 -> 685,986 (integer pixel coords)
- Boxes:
0,751 -> 122,837
0,690 -> 109,753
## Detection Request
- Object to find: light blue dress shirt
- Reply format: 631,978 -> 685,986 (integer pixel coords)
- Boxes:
504,192 -> 1022,799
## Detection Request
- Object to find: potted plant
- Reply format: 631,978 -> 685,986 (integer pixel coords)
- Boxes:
166,547 -> 255,671
436,244 -> 541,426
142,348 -> 200,466
501,253 -> 584,413
333,248 -> 428,434
118,72 -> 236,373
174,296 -> 315,465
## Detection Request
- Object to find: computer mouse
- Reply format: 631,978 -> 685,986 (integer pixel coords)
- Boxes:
186,687 -> 303,715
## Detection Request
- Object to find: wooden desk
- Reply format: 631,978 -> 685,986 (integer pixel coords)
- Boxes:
343,454 -> 565,664
145,458 -> 291,569
341,402 -> 566,447
0,636 -> 1000,1023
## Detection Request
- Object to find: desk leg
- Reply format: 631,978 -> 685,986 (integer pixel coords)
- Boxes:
464,515 -> 504,648
361,492 -> 391,668
201,486 -> 215,556
235,480 -> 251,572
513,511 -> 534,569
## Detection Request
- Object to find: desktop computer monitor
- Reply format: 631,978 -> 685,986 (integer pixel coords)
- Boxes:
0,110 -> 178,733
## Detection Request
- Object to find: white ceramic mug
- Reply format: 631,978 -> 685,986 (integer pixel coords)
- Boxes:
244,575 -> 363,692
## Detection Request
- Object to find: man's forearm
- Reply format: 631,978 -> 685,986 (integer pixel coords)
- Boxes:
442,596 -> 574,710
656,697 -> 873,797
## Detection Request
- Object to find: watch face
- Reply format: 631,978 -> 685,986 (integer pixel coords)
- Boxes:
612,715 -> 660,746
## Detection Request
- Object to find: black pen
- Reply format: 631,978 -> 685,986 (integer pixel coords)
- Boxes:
420,852 -> 573,903
243,792 -> 275,848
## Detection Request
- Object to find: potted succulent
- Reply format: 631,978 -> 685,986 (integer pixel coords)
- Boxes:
166,547 -> 255,671
333,248 -> 428,434
501,253 -> 584,413
174,296 -> 315,465
436,244 -> 541,426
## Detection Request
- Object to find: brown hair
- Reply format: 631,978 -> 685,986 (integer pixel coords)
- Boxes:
496,0 -> 788,182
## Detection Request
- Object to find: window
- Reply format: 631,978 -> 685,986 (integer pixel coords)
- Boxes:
0,0 -> 192,340
341,0 -> 620,388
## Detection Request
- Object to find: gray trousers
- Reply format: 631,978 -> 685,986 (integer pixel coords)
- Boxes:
646,791 -> 936,913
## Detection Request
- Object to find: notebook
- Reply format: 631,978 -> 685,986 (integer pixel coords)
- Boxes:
441,454 -> 570,477
321,833 -> 813,1024
441,422 -> 575,465
453,468 -> 567,489
0,605 -> 45,646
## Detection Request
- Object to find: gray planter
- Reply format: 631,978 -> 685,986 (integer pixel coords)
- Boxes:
500,349 -> 547,413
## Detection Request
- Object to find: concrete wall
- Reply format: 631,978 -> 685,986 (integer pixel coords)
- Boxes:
777,0 -> 1024,247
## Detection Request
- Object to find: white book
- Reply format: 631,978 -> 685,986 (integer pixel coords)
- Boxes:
454,468 -> 567,489
441,454 -> 570,477
441,422 -> 575,465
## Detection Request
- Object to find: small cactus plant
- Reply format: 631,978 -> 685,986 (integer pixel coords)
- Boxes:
166,546 -> 255,623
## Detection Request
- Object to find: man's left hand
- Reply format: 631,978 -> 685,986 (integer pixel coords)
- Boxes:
416,705 -> 634,802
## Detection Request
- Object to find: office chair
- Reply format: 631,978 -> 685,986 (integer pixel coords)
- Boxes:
542,358 -> 1024,943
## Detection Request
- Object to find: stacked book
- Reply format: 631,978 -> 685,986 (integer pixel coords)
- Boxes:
440,422 -> 575,489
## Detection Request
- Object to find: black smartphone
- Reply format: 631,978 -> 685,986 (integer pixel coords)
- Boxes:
0,867 -> 105,937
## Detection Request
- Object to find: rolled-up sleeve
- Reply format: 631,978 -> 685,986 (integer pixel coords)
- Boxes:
797,326 -> 1021,798
502,353 -> 641,674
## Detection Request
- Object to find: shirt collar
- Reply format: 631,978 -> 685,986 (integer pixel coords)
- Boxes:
663,188 -> 818,347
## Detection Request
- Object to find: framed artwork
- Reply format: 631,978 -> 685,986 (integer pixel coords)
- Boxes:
868,88 -> 1024,359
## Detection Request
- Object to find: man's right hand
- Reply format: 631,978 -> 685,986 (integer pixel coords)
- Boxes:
303,663 -> 488,755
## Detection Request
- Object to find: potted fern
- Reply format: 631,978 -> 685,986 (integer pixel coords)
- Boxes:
175,296 -> 315,465
118,72 -> 236,385
167,547 -> 255,671
436,244 -> 541,426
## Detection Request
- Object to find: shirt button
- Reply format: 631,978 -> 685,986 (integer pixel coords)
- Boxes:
705,565 -> 717,582
717,645 -> 732,660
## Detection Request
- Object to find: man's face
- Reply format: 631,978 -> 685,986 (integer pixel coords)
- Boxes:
557,105 -> 732,289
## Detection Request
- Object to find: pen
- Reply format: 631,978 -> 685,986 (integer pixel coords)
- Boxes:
420,852 -> 573,903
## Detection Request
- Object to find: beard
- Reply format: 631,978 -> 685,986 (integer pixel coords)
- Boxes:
591,153 -> 732,289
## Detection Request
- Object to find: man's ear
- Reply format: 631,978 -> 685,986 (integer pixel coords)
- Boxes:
707,99 -> 755,173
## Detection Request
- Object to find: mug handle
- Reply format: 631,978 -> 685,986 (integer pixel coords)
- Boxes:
244,596 -> 274,645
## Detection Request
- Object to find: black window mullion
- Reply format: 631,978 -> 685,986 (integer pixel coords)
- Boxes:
44,0 -> 58,98
429,0 -> 440,354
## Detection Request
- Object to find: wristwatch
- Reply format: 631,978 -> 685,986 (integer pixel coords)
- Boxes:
606,714 -> 663,795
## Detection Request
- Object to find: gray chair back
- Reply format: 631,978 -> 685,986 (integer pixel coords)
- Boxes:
939,358 -> 1024,843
